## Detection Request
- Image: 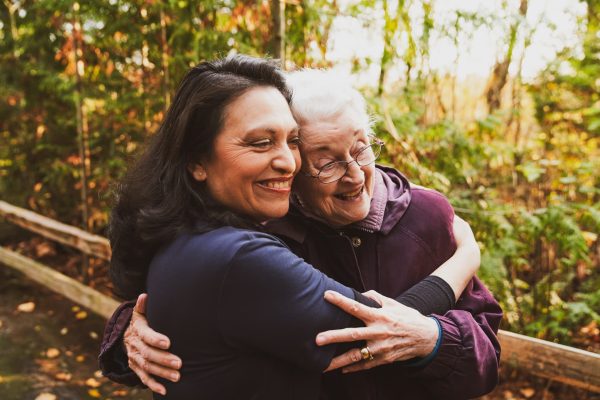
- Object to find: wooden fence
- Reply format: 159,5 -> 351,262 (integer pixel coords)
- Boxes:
1,199 -> 599,393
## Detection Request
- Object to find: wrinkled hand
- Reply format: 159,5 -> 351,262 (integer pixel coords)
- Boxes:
124,294 -> 182,395
317,290 -> 438,373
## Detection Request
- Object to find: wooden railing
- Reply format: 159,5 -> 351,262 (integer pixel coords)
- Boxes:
1,200 -> 599,393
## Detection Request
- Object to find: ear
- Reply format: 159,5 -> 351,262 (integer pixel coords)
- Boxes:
188,163 -> 207,182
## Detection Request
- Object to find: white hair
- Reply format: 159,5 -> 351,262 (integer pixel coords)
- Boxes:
285,69 -> 373,133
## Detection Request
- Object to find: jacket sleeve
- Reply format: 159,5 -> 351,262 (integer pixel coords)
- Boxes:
98,300 -> 143,386
411,276 -> 502,399
218,232 -> 372,372
401,188 -> 502,398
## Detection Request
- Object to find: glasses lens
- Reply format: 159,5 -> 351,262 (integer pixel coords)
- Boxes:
318,162 -> 347,183
356,143 -> 381,166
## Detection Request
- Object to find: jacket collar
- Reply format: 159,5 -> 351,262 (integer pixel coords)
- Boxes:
265,165 -> 412,242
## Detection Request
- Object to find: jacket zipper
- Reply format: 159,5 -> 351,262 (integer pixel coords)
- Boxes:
338,231 -> 367,291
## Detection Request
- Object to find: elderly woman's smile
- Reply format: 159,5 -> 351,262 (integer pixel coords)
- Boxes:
293,109 -> 376,227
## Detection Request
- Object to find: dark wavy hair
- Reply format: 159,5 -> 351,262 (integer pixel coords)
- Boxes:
109,55 -> 292,300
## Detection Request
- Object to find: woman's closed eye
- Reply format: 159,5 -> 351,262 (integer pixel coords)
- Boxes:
250,139 -> 272,148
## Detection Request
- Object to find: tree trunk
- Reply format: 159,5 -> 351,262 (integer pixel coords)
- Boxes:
270,0 -> 285,67
3,0 -> 20,59
160,7 -> 171,108
484,0 -> 528,113
72,2 -> 90,282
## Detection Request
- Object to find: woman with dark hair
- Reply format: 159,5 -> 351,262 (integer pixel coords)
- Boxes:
108,54 -> 394,399
103,55 -> 501,399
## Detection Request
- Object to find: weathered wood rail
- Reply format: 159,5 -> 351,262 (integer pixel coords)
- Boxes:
1,200 -> 599,392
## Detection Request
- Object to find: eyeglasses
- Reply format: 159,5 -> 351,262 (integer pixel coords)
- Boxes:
303,137 -> 384,184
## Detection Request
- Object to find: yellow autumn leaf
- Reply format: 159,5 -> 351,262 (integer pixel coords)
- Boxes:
17,302 -> 35,313
46,348 -> 60,358
86,377 -> 101,388
520,388 -> 535,398
35,393 -> 57,400
55,372 -> 72,381
88,388 -> 101,398
75,311 -> 88,320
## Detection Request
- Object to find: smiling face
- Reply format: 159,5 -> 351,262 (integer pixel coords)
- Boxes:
293,108 -> 375,227
190,86 -> 301,222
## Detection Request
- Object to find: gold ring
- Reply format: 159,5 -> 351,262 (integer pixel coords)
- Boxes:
360,346 -> 374,361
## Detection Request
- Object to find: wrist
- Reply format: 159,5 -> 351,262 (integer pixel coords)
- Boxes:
418,315 -> 440,357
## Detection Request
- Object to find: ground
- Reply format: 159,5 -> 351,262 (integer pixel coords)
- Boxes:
0,267 -> 151,400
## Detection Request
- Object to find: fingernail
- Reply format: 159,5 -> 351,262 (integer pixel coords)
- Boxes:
171,372 -> 179,381
159,388 -> 166,395
171,359 -> 180,368
159,340 -> 169,348
316,335 -> 325,345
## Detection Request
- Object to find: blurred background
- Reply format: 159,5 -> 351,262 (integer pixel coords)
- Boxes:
0,0 -> 598,399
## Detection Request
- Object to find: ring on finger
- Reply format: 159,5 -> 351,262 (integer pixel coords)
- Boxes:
360,346 -> 374,361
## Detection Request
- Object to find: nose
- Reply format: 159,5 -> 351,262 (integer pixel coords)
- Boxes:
272,144 -> 298,175
340,160 -> 364,184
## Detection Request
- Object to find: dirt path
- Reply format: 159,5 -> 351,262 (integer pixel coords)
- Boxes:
0,267 -> 151,400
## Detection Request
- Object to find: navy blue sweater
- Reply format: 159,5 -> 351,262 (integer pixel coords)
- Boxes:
145,226 -> 364,399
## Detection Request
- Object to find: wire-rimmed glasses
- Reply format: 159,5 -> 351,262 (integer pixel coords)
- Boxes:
303,136 -> 384,184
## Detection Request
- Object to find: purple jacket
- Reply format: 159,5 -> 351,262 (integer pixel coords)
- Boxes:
99,165 -> 501,399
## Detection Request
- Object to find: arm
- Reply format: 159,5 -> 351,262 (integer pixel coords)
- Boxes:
430,214 -> 480,301
319,278 -> 502,399
215,232 -> 380,371
99,232 -> 381,393
395,214 -> 480,316
99,295 -> 181,394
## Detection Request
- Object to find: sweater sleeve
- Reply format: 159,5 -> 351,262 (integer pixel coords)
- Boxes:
407,277 -> 502,399
98,301 -> 142,386
398,189 -> 502,398
217,232 -> 370,372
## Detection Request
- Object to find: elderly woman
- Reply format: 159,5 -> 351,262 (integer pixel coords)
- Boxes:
101,61 -> 501,399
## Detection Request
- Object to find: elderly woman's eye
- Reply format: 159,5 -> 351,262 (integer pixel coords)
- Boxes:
320,161 -> 337,172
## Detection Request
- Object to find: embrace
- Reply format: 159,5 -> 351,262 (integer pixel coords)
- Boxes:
99,55 -> 502,399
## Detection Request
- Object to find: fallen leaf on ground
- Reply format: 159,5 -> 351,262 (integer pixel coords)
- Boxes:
75,311 -> 88,320
55,372 -> 72,381
60,327 -> 68,335
88,388 -> 101,398
86,377 -> 101,388
111,389 -> 129,396
34,393 -> 56,400
76,355 -> 86,362
503,390 -> 515,400
35,242 -> 56,258
520,388 -> 535,398
46,348 -> 60,358
71,306 -> 80,312
89,331 -> 98,340
65,350 -> 74,357
17,301 -> 35,313
94,370 -> 103,379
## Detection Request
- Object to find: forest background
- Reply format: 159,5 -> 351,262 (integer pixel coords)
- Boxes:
0,0 -> 598,355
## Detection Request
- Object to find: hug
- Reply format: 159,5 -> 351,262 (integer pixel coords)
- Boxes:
100,55 -> 502,399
